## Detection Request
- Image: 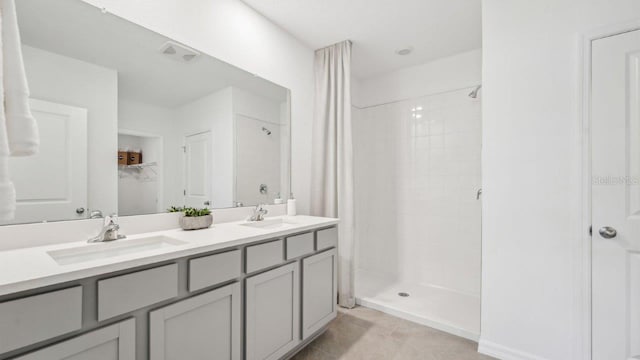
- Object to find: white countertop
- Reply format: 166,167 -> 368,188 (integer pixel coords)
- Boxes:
0,215 -> 338,297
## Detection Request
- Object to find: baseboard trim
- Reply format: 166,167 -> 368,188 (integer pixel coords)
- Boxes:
356,297 -> 479,341
478,339 -> 550,360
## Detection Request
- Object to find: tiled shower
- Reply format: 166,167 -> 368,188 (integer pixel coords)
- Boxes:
353,87 -> 482,340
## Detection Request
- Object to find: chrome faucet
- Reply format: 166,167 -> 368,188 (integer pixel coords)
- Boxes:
89,209 -> 104,219
249,204 -> 268,221
88,214 -> 126,243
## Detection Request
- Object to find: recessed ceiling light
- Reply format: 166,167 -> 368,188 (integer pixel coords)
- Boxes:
396,46 -> 413,56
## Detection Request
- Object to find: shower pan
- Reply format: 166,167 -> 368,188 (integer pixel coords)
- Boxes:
353,86 -> 482,340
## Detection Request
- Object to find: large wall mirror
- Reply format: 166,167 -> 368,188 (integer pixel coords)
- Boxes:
2,0 -> 291,225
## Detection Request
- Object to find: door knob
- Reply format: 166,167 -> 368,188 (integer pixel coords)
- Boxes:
76,207 -> 85,215
598,226 -> 617,239
204,201 -> 211,206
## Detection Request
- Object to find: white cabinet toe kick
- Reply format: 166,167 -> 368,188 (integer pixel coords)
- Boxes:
0,224 -> 338,360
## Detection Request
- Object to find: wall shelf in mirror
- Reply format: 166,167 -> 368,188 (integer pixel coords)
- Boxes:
119,162 -> 158,171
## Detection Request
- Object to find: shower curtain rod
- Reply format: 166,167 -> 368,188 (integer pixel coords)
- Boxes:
352,84 -> 482,110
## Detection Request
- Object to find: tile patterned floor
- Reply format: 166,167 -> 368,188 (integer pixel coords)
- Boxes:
291,306 -> 495,360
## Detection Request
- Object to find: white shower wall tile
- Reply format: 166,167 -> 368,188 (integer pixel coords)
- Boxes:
354,88 -> 482,297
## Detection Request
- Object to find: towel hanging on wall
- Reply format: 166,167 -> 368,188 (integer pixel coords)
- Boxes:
2,0 -> 38,156
0,0 -> 40,221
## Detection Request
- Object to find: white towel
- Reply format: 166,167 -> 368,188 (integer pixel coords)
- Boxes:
0,165 -> 16,221
0,0 -> 39,221
0,40 -> 14,220
2,0 -> 39,156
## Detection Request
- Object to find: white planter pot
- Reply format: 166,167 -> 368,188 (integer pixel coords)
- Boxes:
179,215 -> 213,230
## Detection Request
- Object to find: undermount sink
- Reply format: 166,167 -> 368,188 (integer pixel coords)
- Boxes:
48,236 -> 187,265
240,218 -> 298,230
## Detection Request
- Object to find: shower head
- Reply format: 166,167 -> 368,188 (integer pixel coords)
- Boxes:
262,127 -> 272,135
468,85 -> 482,98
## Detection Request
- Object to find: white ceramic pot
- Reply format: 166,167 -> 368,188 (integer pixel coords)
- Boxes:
179,215 -> 213,230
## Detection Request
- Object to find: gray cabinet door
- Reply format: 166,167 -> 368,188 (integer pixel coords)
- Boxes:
302,249 -> 338,339
15,319 -> 135,360
149,282 -> 241,360
245,262 -> 300,360
0,286 -> 83,354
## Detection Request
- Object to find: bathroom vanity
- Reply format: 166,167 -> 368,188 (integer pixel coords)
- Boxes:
0,1 -> 336,358
0,215 -> 338,360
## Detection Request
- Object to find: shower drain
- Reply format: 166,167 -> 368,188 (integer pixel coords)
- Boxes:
398,292 -> 410,297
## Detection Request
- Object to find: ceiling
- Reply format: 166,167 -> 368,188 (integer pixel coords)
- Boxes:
242,0 -> 482,79
17,0 -> 288,108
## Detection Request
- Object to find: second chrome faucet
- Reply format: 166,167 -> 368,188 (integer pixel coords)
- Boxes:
88,214 -> 126,243
249,204 -> 268,221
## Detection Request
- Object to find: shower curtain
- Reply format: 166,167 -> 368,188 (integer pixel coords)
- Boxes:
311,40 -> 356,308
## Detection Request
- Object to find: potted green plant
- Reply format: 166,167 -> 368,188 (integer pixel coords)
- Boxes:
169,206 -> 213,230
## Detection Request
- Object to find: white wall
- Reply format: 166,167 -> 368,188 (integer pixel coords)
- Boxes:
481,1 -> 640,359
354,49 -> 482,108
235,114 -> 282,205
22,45 -> 118,216
232,87 -> 283,124
353,50 -> 482,294
175,88 -> 234,208
232,87 -> 287,205
81,0 -> 314,213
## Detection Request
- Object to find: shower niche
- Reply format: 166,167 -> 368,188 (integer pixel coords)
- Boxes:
117,132 -> 162,216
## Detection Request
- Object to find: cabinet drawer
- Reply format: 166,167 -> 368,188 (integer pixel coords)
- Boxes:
0,286 -> 82,353
246,240 -> 284,273
316,227 -> 338,250
14,318 -> 135,360
286,232 -> 314,260
98,264 -> 178,321
189,250 -> 242,292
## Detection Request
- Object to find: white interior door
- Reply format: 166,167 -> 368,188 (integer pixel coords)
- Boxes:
5,99 -> 87,225
592,29 -> 640,360
183,131 -> 211,208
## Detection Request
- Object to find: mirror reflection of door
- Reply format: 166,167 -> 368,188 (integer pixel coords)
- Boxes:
6,99 -> 88,225
184,132 -> 212,208
592,28 -> 640,360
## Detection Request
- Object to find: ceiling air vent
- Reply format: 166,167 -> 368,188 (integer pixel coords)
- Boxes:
159,41 -> 200,63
